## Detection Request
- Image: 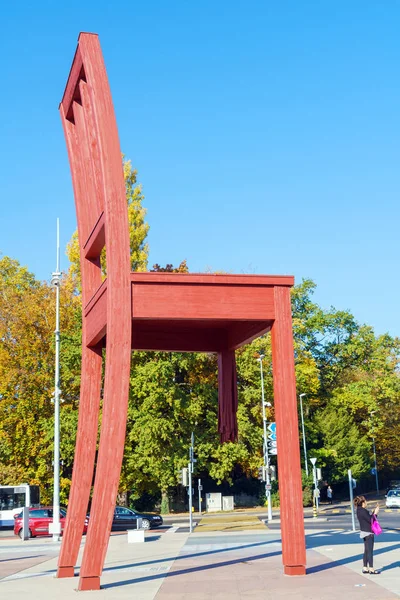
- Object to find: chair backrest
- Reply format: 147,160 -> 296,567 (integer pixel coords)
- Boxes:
59,33 -> 130,308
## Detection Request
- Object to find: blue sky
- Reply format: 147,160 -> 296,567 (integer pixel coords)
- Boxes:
1,1 -> 399,336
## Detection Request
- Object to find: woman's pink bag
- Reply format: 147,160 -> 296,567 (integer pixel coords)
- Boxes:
371,514 -> 382,535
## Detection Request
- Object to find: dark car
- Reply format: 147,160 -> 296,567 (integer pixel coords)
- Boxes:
14,506 -> 88,539
111,506 -> 163,530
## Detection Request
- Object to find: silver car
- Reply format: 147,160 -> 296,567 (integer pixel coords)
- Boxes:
386,489 -> 400,508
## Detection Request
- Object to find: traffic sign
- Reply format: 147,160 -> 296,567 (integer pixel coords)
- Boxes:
267,440 -> 277,448
266,484 -> 272,491
267,422 -> 276,433
269,448 -> 278,455
371,468 -> 377,476
268,433 -> 276,441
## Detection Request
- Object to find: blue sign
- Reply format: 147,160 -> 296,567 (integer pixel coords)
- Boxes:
371,468 -> 377,475
267,422 -> 276,434
268,433 -> 276,441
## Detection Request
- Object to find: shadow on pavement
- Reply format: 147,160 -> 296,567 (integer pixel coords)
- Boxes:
307,542 -> 400,574
101,549 -> 283,589
102,539 -> 280,573
306,530 -> 400,548
0,555 -> 42,563
380,560 -> 400,572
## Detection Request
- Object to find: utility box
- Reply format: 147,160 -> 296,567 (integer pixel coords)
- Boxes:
222,496 -> 234,511
206,492 -> 222,512
128,529 -> 145,543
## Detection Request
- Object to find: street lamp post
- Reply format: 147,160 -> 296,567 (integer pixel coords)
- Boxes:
257,355 -> 272,522
310,457 -> 318,517
50,219 -> 62,542
299,393 -> 308,476
370,411 -> 379,493
188,432 -> 194,533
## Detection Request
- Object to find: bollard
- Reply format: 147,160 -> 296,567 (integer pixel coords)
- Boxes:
22,506 -> 30,540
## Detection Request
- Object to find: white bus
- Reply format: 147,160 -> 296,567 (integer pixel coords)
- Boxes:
0,484 -> 40,527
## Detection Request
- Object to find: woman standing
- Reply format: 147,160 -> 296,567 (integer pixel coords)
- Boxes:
354,495 -> 380,574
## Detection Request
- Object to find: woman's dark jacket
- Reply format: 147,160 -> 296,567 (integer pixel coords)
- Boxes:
356,507 -> 372,533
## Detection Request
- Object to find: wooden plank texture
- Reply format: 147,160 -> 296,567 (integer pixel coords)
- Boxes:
132,282 -> 275,321
131,272 -> 294,286
271,286 -> 306,575
75,33 -> 132,592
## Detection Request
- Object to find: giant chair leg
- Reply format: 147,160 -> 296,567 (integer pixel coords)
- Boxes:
78,331 -> 131,591
217,350 -> 238,443
57,344 -> 102,578
271,286 -> 306,576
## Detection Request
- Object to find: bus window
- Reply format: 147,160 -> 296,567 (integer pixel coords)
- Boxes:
0,490 -> 25,510
0,490 -> 13,510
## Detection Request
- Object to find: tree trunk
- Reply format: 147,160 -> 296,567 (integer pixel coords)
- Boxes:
161,489 -> 169,514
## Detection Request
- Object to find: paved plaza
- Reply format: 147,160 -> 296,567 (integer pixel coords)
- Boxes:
1,524 -> 400,599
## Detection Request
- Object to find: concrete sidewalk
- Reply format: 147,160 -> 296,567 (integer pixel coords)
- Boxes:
1,527 -> 399,599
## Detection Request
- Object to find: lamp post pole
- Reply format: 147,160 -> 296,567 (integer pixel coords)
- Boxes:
310,457 -> 318,517
299,394 -> 308,476
189,432 -> 195,533
50,219 -> 62,542
370,411 -> 379,493
372,436 -> 379,493
258,355 -> 272,522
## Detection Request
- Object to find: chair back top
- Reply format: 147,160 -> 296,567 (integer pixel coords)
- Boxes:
60,33 -> 130,305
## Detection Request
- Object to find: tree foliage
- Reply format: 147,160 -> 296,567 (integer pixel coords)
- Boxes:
0,256 -> 81,502
66,158 -> 149,287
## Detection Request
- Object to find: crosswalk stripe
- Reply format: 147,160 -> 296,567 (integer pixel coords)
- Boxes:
165,527 -> 178,534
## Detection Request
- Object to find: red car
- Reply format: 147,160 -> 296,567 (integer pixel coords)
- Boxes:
14,506 -> 88,539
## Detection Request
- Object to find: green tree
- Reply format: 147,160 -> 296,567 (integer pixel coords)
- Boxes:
66,158 -> 149,286
314,405 -> 371,481
0,256 -> 81,502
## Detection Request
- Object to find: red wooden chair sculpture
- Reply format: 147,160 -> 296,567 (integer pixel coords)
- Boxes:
57,33 -> 306,591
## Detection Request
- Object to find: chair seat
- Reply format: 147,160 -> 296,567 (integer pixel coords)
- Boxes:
84,272 -> 294,350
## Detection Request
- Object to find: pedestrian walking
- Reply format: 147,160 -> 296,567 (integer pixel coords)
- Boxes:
327,485 -> 333,504
354,495 -> 380,574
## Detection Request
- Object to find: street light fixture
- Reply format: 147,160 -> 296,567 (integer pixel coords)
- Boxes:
299,394 -> 308,476
257,354 -> 272,522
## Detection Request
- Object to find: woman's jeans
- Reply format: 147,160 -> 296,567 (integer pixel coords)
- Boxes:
363,534 -> 374,567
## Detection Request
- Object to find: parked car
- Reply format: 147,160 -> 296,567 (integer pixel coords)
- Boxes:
14,506 -> 88,539
111,506 -> 163,530
385,489 -> 400,509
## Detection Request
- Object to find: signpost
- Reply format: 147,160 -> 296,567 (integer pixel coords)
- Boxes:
267,423 -> 277,456
189,432 -> 195,533
348,469 -> 356,532
310,457 -> 318,517
263,421 -> 277,518
198,478 -> 202,515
